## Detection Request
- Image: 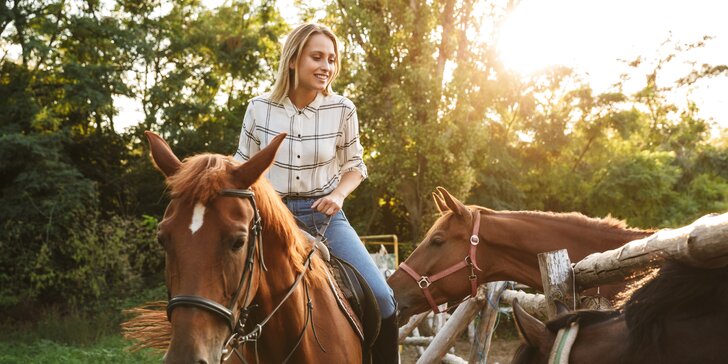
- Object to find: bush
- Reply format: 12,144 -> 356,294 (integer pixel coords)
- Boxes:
0,132 -> 164,315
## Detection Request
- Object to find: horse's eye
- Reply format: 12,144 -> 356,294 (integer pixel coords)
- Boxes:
430,237 -> 445,246
232,234 -> 247,251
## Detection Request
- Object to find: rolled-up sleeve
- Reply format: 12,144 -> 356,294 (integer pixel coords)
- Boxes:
234,101 -> 261,163
337,107 -> 368,179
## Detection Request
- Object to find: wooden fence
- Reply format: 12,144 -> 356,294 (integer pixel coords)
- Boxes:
398,212 -> 728,363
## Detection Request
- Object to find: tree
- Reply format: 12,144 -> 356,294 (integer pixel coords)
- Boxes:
328,0 -> 514,240
0,0 -> 285,313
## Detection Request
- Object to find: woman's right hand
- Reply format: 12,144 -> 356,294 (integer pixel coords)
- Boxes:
312,192 -> 345,216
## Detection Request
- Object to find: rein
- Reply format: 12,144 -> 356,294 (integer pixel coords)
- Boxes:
224,247 -> 319,364
165,188 -> 321,364
399,209 -> 482,313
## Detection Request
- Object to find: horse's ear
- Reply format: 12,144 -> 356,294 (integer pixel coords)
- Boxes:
512,300 -> 552,351
231,133 -> 287,188
554,299 -> 572,316
145,131 -> 181,177
436,186 -> 469,217
432,189 -> 449,215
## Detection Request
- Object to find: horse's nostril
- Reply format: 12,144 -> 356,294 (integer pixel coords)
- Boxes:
197,360 -> 207,364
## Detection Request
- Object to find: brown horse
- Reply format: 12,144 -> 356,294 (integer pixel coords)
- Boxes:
511,261 -> 728,364
387,187 -> 654,324
138,131 -> 361,363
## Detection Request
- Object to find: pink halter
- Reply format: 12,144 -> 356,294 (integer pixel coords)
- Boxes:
398,210 -> 482,313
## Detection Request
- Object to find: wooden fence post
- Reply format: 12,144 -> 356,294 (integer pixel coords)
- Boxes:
538,249 -> 578,318
416,286 -> 488,364
399,312 -> 430,343
468,281 -> 508,364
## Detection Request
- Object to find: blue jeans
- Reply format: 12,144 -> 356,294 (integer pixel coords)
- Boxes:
284,197 -> 396,319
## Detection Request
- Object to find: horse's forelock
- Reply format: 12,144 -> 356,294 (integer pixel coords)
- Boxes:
167,154 -> 232,204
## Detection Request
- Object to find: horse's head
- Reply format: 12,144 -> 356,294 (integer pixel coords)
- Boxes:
146,131 -> 286,364
387,187 -> 482,325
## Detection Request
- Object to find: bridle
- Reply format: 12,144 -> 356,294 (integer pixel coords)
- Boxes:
398,209 -> 482,313
165,188 -> 320,363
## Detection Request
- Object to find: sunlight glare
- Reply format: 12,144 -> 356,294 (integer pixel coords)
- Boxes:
494,0 -> 728,130
496,0 -> 657,77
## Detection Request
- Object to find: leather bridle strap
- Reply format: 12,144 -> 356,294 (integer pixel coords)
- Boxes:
399,209 -> 482,313
167,295 -> 236,329
223,247 -> 318,363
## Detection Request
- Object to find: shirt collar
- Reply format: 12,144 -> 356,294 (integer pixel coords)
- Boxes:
283,93 -> 324,119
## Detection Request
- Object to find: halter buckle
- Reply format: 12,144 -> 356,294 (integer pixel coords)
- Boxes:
417,276 -> 432,289
470,235 -> 479,245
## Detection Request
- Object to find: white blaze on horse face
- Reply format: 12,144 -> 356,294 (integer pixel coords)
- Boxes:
190,203 -> 205,234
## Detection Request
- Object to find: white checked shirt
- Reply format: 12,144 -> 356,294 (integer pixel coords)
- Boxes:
234,92 -> 368,197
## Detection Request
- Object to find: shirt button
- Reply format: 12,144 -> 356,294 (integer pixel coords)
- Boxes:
296,176 -> 300,180
297,134 -> 301,138
297,155 -> 301,158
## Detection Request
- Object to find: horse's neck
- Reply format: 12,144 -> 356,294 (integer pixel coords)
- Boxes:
487,212 -> 649,254
479,212 -> 651,289
249,230 -> 309,359
257,246 -> 303,301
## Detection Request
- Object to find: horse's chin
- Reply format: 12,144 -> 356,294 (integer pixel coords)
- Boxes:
165,319 -> 227,364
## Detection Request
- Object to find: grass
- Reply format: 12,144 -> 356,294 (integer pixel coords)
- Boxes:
0,335 -> 162,364
0,285 -> 167,364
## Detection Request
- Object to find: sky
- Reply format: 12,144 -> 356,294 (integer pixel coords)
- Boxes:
496,0 -> 728,132
116,0 -> 728,132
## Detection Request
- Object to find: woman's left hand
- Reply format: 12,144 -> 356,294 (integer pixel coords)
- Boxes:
312,192 -> 345,216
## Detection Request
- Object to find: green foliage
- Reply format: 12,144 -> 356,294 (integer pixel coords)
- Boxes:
587,150 -> 680,227
123,0 -> 287,156
0,0 -> 282,315
0,132 -> 96,307
0,137 -> 161,308
0,131 -> 161,311
328,0 -> 498,238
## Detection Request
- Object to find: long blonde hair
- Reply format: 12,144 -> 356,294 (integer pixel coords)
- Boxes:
270,23 -> 341,103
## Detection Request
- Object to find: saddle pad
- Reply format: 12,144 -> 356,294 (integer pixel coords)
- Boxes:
323,262 -> 365,342
325,257 -> 381,348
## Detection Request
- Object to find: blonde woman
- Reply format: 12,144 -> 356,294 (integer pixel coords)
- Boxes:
234,23 -> 398,363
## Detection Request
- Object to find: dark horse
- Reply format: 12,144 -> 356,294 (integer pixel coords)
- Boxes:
387,187 -> 654,324
124,132 -> 362,363
511,261 -> 728,364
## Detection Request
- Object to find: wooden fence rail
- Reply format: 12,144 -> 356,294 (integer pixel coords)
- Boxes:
398,212 -> 728,363
574,212 -> 728,289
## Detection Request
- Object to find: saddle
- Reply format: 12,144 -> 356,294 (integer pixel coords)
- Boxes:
299,229 -> 381,350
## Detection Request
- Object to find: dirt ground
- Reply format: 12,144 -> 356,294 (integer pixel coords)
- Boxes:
401,337 -> 521,363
